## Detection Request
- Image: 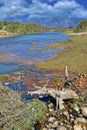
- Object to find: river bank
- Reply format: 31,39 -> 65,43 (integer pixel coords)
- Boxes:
0,32 -> 87,74
0,68 -> 87,130
0,32 -> 69,75
36,34 -> 87,73
0,30 -> 18,39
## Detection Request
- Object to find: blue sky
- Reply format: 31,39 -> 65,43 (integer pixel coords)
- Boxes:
0,0 -> 87,21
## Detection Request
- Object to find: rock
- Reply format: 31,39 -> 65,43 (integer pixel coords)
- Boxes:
63,111 -> 68,116
66,115 -> 70,121
49,129 -> 55,130
60,123 -> 63,125
48,103 -> 54,108
45,124 -> 50,128
79,114 -> 83,117
70,117 -> 74,123
42,128 -> 48,130
49,108 -> 54,113
49,123 -> 53,128
57,125 -> 67,130
64,120 -> 69,124
60,112 -> 63,115
81,107 -> 87,117
46,113 -> 49,117
82,126 -> 87,130
74,117 -> 87,124
74,106 -> 80,113
69,114 -> 73,118
67,125 -> 72,130
48,117 -> 56,123
73,125 -> 83,130
51,121 -> 58,128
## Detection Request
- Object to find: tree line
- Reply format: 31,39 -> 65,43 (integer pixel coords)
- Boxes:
0,21 -> 67,35
74,20 -> 87,32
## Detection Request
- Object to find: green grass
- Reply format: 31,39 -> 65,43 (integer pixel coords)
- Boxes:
0,74 -> 9,81
35,34 -> 87,73
29,47 -> 35,51
12,99 -> 47,130
0,83 -> 47,130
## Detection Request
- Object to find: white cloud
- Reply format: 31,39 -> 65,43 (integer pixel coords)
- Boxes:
54,0 -> 80,9
0,0 -> 29,19
0,0 -> 87,20
28,0 -> 87,18
71,8 -> 87,18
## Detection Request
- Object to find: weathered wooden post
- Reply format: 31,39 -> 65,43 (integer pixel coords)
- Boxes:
65,65 -> 69,79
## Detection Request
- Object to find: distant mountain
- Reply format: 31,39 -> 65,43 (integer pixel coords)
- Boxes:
28,17 -> 86,28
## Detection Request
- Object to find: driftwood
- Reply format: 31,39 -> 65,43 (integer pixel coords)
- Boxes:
28,79 -> 79,110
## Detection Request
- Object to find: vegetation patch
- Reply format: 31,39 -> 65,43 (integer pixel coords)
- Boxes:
36,34 -> 87,73
29,47 -> 35,51
0,82 -> 47,130
74,20 -> 87,32
45,39 -> 74,50
12,99 -> 47,130
0,74 -> 9,81
0,21 -> 70,38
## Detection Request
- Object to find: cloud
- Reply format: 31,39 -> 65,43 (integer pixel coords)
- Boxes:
70,8 -> 87,18
0,0 -> 87,21
0,0 -> 30,19
54,0 -> 80,9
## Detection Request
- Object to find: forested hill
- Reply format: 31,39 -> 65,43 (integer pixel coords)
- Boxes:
74,20 -> 87,32
0,21 -> 66,35
1,20 -> 87,36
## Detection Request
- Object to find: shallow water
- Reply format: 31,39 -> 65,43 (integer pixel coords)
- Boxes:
0,32 -> 69,74
0,63 -> 20,74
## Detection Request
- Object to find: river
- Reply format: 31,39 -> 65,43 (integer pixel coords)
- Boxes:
0,32 -> 69,74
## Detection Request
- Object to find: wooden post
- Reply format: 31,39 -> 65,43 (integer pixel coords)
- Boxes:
65,65 -> 69,79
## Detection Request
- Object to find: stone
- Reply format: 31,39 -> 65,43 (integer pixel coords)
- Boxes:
79,114 -> 83,117
46,113 -> 49,117
42,128 -> 48,130
51,121 -> 58,128
49,108 -> 54,113
66,115 -> 70,121
64,120 -> 69,124
57,125 -> 67,130
48,117 -> 56,123
63,111 -> 68,116
81,107 -> 87,118
82,126 -> 87,130
45,124 -> 50,128
73,125 -> 83,130
69,114 -> 73,118
48,103 -> 54,108
49,123 -> 53,127
60,123 -> 63,125
49,128 -> 55,130
70,117 -> 74,123
74,117 -> 87,124
74,106 -> 80,113
67,125 -> 72,130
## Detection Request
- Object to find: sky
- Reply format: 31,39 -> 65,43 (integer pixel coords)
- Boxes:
0,0 -> 87,22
